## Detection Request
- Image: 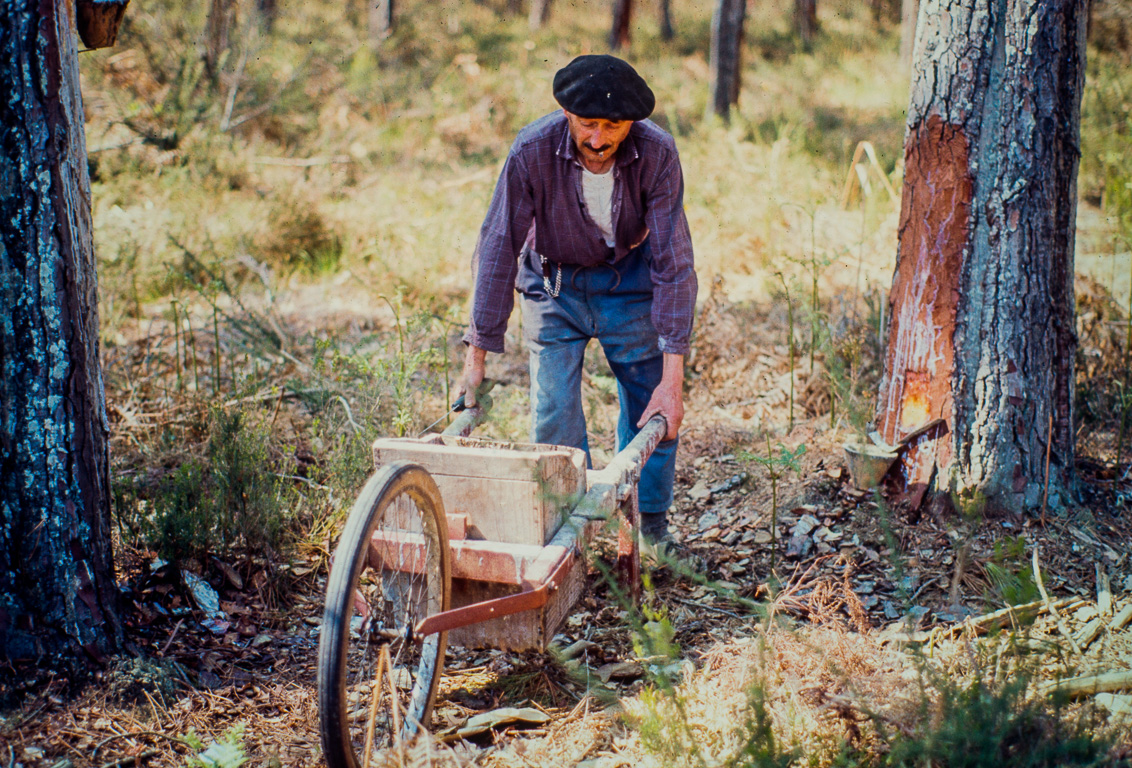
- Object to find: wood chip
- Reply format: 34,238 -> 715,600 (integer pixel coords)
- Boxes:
1109,603 -> 1132,631
1041,670 -> 1132,698
1073,618 -> 1104,651
1094,693 -> 1132,717
1097,563 -> 1113,617
596,661 -> 643,682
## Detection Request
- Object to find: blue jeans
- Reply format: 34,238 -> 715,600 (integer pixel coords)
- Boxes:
517,241 -> 677,527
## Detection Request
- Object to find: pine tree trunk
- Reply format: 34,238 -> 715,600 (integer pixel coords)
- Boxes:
529,0 -> 551,29
0,0 -> 120,664
877,0 -> 1088,515
709,0 -> 746,120
370,0 -> 394,43
795,0 -> 817,48
204,0 -> 238,82
610,0 -> 633,50
658,0 -> 674,40
256,0 -> 277,32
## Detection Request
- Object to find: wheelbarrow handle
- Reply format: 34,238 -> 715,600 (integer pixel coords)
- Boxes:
441,380 -> 496,437
639,414 -> 668,442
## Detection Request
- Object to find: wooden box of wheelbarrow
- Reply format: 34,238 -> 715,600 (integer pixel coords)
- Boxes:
372,435 -> 589,650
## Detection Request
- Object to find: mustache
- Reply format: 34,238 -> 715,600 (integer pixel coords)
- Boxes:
584,142 -> 613,154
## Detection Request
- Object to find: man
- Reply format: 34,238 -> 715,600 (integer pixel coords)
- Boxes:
459,54 -> 697,556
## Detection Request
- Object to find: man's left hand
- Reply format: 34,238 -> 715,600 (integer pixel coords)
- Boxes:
638,353 -> 684,441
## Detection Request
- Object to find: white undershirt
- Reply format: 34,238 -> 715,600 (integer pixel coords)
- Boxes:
581,167 -> 616,247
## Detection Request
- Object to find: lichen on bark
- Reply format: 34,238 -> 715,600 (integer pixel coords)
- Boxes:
0,0 -> 119,664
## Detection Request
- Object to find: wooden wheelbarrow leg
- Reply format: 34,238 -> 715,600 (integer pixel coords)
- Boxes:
616,486 -> 640,601
580,415 -> 668,601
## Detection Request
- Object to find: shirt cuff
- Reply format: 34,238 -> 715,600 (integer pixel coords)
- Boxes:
657,335 -> 691,356
463,328 -> 506,354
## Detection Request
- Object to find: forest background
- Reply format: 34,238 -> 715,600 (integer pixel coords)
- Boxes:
3,0 -> 1132,765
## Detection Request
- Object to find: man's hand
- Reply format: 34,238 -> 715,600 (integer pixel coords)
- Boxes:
637,353 -> 684,441
459,345 -> 488,407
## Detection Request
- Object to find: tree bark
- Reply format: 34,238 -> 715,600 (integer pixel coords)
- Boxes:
877,0 -> 1088,515
255,0 -> 277,32
529,0 -> 551,29
370,0 -> 394,44
658,0 -> 674,40
204,0 -> 238,83
795,0 -> 818,48
871,0 -> 899,23
610,0 -> 633,51
899,0 -> 919,65
709,0 -> 746,120
0,0 -> 120,663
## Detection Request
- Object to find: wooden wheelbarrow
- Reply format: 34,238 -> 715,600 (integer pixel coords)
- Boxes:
317,390 -> 666,767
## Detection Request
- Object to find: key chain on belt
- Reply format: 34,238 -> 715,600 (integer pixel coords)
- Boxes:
540,253 -> 562,298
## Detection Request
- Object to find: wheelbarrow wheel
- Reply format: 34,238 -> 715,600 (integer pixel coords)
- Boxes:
318,461 -> 451,768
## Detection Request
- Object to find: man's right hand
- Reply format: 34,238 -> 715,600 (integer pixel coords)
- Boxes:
458,345 -> 488,407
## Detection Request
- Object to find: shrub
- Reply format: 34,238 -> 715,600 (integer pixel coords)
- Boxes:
121,407 -> 289,564
880,668 -> 1112,768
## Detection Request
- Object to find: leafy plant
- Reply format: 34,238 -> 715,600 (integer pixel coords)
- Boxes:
741,439 -> 807,571
183,724 -> 248,768
824,284 -> 885,437
984,536 -> 1040,607
734,680 -> 798,768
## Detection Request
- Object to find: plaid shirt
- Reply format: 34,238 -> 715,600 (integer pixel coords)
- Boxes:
464,112 -> 697,355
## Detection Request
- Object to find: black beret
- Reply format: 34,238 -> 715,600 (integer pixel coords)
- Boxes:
553,55 -> 655,122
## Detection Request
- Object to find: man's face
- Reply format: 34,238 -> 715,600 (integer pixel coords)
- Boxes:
564,110 -> 633,168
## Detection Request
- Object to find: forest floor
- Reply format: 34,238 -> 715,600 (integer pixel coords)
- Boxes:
3,0 -> 1132,764
3,269 -> 1132,767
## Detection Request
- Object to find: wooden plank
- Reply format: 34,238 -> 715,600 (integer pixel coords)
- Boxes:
447,513 -> 600,651
448,555 -> 587,651
434,476 -> 565,545
372,436 -> 586,546
446,513 -> 468,540
373,436 -> 585,485
1109,603 -> 1132,631
1074,617 -> 1105,651
369,532 -> 558,585
449,580 -> 530,650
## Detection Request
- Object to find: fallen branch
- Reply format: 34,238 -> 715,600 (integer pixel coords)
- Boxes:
100,750 -> 157,768
934,596 -> 1078,638
670,595 -> 745,619
334,394 -> 363,435
1041,670 -> 1132,699
221,386 -> 324,408
1097,563 -> 1113,616
1031,547 -> 1082,656
158,618 -> 184,656
92,733 -> 189,760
